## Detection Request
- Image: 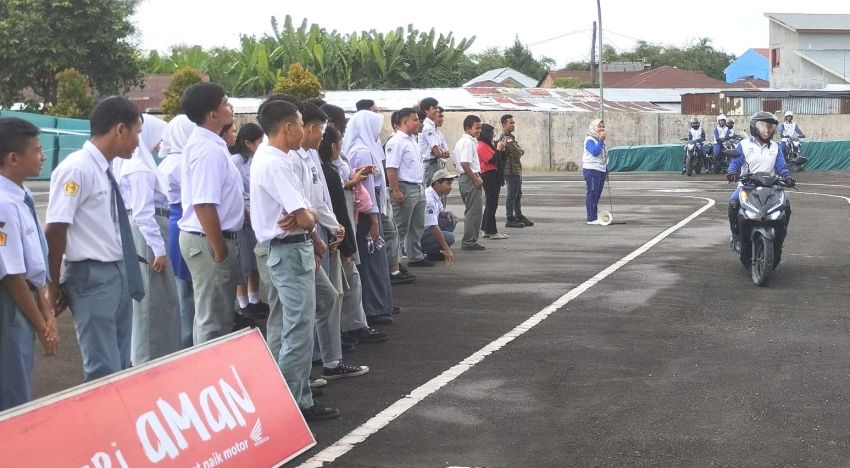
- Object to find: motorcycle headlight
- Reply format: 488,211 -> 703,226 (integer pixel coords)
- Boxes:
769,211 -> 782,220
739,191 -> 758,212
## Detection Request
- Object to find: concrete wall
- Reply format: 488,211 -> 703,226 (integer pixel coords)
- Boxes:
770,21 -> 850,89
236,111 -> 850,171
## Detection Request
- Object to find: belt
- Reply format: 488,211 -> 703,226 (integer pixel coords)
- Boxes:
185,230 -> 239,240
399,181 -> 421,185
271,233 -> 311,245
126,208 -> 170,217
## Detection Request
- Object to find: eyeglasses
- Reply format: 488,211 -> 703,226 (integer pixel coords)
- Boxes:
367,236 -> 386,254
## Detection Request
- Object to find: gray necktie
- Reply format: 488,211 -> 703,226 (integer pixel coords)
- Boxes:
105,167 -> 145,301
23,192 -> 49,282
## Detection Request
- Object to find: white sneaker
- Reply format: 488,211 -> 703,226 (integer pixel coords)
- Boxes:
490,233 -> 510,239
586,220 -> 601,225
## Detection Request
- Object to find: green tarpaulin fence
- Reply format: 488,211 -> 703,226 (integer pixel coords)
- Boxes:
608,140 -> 850,172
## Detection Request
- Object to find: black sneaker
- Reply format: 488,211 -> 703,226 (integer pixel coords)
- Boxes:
461,243 -> 486,251
367,315 -> 393,326
390,271 -> 416,284
341,333 -> 359,346
301,404 -> 340,421
242,301 -> 270,320
518,215 -> 535,226
321,362 -> 370,380
342,340 -> 356,352
348,327 -> 388,343
505,219 -> 525,228
407,258 -> 435,267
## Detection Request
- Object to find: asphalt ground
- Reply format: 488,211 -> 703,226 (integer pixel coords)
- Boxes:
26,171 -> 850,467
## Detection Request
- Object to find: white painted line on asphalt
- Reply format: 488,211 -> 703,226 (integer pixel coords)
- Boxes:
790,191 -> 850,204
797,183 -> 850,189
297,196 -> 716,468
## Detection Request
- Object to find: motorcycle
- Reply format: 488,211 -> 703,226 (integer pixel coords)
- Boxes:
731,171 -> 794,286
681,138 -> 705,176
712,135 -> 744,174
782,135 -> 807,172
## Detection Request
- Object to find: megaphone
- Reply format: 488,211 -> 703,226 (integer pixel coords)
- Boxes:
598,210 -> 613,226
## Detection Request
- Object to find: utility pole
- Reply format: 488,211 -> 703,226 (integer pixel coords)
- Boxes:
590,21 -> 597,85
596,0 -> 604,120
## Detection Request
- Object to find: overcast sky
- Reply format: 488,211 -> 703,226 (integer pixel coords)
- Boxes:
134,0 -> 842,68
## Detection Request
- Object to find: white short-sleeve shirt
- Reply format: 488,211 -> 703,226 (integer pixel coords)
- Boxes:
157,153 -> 182,205
178,126 -> 245,233
46,141 -> 123,262
250,145 -> 311,243
294,149 -> 339,231
230,152 -> 251,201
424,186 -> 443,228
419,118 -> 442,161
0,177 -> 47,287
385,131 -> 424,184
453,134 -> 480,174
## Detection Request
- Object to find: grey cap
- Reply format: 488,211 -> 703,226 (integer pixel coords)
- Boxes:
431,168 -> 458,184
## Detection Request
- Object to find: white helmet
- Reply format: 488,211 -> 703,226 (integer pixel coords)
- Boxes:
717,114 -> 727,123
784,110 -> 794,117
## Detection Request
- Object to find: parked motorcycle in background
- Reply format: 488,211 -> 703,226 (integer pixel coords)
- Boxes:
713,134 -> 745,174
782,135 -> 807,172
681,138 -> 705,176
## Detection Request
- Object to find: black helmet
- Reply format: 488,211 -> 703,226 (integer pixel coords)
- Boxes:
690,117 -> 700,129
727,118 -> 735,128
749,112 -> 778,143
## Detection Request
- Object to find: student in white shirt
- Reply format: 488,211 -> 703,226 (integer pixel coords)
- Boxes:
453,115 -> 485,251
421,169 -> 457,265
46,97 -> 143,381
386,108 -> 431,267
250,100 -> 339,421
0,118 -> 58,411
119,114 -> 180,364
419,97 -> 449,190
177,83 -> 244,345
158,115 -> 196,348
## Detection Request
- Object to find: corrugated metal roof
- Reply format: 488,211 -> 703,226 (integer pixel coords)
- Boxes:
462,67 -> 539,88
796,50 -> 850,82
229,87 -> 672,114
765,13 -> 850,32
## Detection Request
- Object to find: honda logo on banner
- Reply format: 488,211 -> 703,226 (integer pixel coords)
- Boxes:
0,330 -> 315,467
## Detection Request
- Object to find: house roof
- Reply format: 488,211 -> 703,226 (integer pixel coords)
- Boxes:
754,48 -> 770,58
796,50 -> 850,82
462,67 -> 539,88
228,87 -> 671,114
124,73 -> 209,113
542,70 -> 642,87
609,66 -> 729,89
729,77 -> 770,88
765,13 -> 850,33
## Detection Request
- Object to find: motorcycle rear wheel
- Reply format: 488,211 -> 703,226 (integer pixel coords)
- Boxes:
751,234 -> 774,286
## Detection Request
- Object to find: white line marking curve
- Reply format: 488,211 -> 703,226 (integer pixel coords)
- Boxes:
298,196 -> 716,467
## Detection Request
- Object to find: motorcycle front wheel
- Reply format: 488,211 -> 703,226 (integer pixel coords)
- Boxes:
686,153 -> 694,176
751,234 -> 774,286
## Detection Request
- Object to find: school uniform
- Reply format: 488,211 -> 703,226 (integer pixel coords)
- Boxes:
386,131 -> 427,263
250,144 -> 315,410
178,126 -> 244,345
420,185 -> 456,255
46,141 -> 142,381
0,176 -> 47,410
453,134 -> 483,247
120,116 -> 180,364
420,117 -> 444,190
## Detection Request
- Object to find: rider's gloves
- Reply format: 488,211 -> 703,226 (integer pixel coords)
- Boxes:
726,173 -> 739,183
784,177 -> 796,187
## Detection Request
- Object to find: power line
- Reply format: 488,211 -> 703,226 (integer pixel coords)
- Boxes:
528,28 -> 592,47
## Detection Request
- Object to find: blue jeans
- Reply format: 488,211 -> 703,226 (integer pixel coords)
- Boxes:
421,217 -> 456,255
583,169 -> 606,222
267,240 -> 316,409
504,173 -> 523,220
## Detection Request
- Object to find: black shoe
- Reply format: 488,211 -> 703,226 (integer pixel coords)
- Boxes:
392,305 -> 401,314
321,361 -> 370,380
341,333 -> 359,346
426,252 -> 446,261
461,243 -> 486,251
342,340 -> 356,352
301,404 -> 340,421
518,215 -> 534,226
390,271 -> 416,284
232,310 -> 255,331
407,258 -> 435,267
367,315 -> 393,326
348,327 -> 388,343
240,302 -> 270,321
505,219 -> 525,228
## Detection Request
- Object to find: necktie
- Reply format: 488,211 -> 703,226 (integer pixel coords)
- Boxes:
23,192 -> 50,282
106,167 -> 145,301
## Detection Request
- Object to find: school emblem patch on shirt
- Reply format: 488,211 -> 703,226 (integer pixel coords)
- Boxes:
427,208 -> 434,214
0,230 -> 6,247
64,180 -> 79,196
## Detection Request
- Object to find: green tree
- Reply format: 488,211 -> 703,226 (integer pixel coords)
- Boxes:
503,37 -> 553,82
0,0 -> 142,106
274,63 -> 324,100
161,67 -> 203,119
49,68 -> 94,118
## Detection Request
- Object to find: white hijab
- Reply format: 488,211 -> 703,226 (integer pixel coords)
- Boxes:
119,114 -> 167,178
162,114 -> 195,156
343,110 -> 385,175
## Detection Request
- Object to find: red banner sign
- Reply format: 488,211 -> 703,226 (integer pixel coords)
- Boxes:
0,329 -> 315,467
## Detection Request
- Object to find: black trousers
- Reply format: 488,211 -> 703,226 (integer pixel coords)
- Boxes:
481,171 -> 502,234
